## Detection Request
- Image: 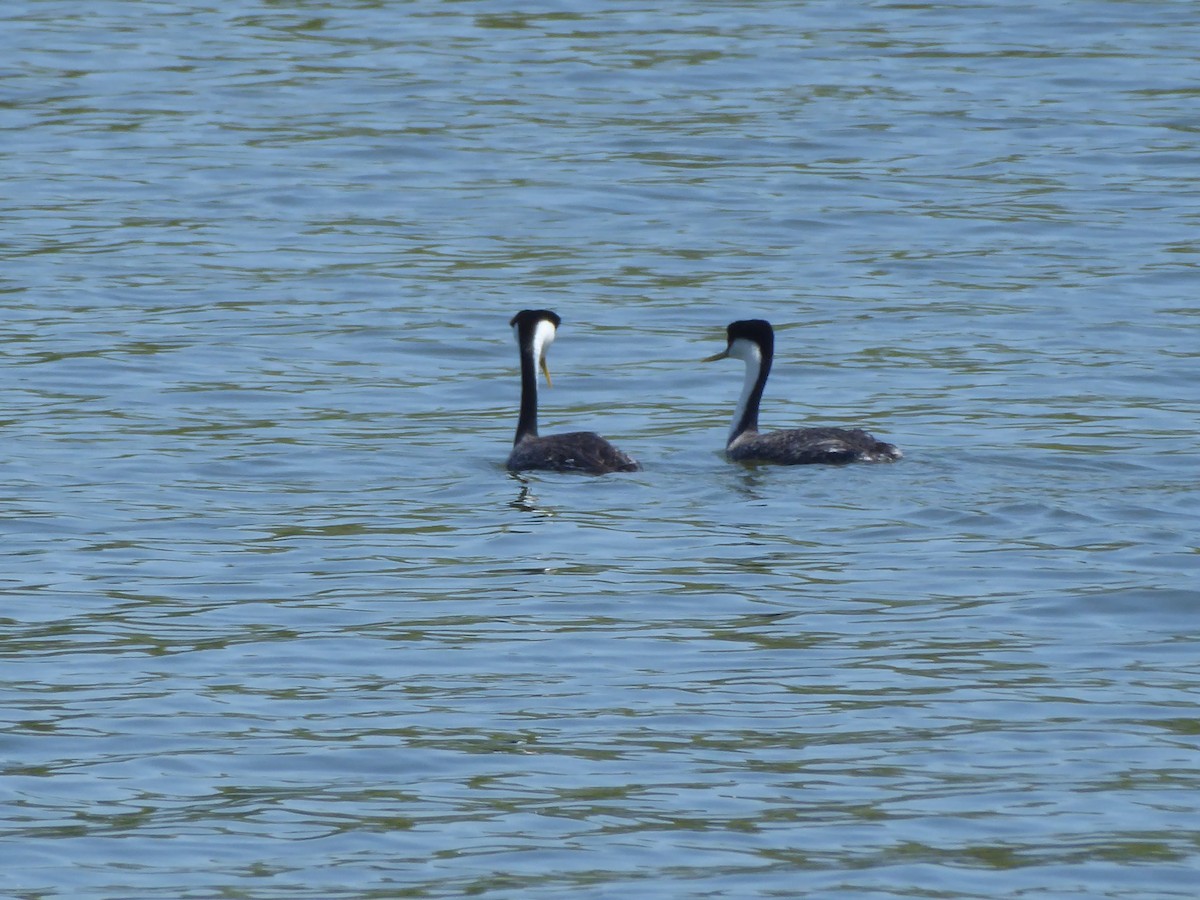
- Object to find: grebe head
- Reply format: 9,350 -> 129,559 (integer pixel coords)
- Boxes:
703,318 -> 773,365
510,309 -> 561,386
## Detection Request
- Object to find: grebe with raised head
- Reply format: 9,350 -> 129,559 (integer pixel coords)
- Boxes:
705,319 -> 900,465
506,309 -> 640,475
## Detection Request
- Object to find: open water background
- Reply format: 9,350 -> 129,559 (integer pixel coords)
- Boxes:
3,1 -> 1199,897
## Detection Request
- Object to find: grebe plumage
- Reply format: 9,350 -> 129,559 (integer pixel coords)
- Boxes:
506,309 -> 640,475
705,319 -> 901,465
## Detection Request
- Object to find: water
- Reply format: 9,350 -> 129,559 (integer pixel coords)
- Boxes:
4,1 -> 1199,897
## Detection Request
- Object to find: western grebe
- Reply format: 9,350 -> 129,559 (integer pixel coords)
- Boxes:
506,309 -> 640,475
704,319 -> 901,465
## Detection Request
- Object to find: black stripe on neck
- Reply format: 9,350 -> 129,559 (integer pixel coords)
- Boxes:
510,309 -> 560,445
515,338 -> 540,444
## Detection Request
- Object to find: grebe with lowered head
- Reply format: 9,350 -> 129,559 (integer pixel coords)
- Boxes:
506,309 -> 640,475
704,319 -> 901,465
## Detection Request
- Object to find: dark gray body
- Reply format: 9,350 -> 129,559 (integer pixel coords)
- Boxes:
728,426 -> 901,465
508,431 -> 641,475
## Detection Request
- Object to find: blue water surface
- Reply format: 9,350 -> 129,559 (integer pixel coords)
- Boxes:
3,1 -> 1199,898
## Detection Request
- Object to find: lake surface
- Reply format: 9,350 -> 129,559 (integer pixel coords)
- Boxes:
4,1 -> 1199,897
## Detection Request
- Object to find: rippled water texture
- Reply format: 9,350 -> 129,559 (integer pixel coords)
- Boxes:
4,1 -> 1199,897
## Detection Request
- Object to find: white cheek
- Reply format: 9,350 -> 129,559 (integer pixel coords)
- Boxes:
533,319 -> 557,352
530,320 -> 557,378
728,337 -> 758,362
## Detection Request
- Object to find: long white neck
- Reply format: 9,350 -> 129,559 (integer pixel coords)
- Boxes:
727,338 -> 766,445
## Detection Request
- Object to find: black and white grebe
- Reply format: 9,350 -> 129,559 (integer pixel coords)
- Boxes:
705,319 -> 901,465
506,309 -> 640,475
